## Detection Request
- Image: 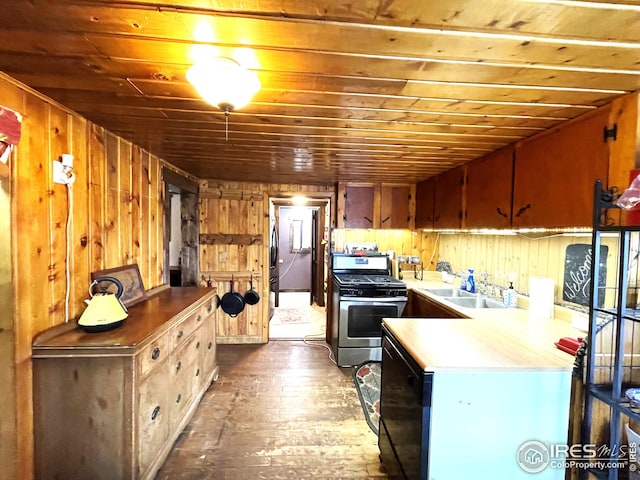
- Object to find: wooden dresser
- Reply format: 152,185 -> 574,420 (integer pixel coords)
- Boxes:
32,287 -> 219,480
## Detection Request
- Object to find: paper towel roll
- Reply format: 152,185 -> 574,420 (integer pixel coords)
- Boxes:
529,277 -> 555,319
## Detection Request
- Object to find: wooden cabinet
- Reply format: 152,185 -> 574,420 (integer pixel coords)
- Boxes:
415,105 -> 617,230
32,287 -> 219,480
512,108 -> 610,229
380,184 -> 412,229
338,182 -> 414,229
433,167 -> 464,229
464,147 -> 514,229
403,290 -> 463,318
342,184 -> 375,228
415,177 -> 436,229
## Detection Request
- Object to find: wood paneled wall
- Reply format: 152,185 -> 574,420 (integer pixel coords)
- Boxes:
437,232 -> 617,304
0,74 -> 167,480
199,180 -> 334,343
333,229 -> 439,269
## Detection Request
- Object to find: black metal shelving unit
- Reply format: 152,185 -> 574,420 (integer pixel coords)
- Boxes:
581,180 -> 640,480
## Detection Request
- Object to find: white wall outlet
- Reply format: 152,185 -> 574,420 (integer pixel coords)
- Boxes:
60,153 -> 74,168
53,159 -> 75,185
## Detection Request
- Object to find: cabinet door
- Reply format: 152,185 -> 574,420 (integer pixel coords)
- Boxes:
380,184 -> 411,229
465,147 -> 514,229
404,290 -> 461,318
434,167 -> 464,229
343,185 -> 375,228
512,108 -> 610,228
415,177 -> 436,229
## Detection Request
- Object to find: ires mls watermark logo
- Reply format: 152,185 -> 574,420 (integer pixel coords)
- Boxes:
517,440 -> 637,473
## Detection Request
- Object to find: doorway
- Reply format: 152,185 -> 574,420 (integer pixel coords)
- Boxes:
268,197 -> 330,340
163,168 -> 198,286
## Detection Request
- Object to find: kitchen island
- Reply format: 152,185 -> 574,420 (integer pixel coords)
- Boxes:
379,310 -> 576,479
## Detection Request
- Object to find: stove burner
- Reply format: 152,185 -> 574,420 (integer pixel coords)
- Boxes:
334,273 -> 405,288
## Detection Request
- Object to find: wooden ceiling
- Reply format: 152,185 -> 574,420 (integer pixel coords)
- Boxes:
1,0 -> 639,185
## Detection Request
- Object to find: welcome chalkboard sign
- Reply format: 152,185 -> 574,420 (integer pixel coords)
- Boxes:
562,244 -> 608,307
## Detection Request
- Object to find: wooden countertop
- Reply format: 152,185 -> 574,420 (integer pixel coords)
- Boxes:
384,273 -> 583,372
32,287 -> 216,356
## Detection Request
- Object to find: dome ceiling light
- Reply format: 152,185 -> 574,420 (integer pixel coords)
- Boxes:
186,57 -> 261,140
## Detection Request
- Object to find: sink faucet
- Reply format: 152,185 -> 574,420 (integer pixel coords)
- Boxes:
478,272 -> 490,296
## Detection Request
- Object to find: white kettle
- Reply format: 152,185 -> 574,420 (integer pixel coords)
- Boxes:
78,276 -> 128,333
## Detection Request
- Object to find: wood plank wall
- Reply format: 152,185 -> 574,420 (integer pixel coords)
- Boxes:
199,180 -> 335,343
0,74 -> 168,480
436,232 -> 619,304
333,229 -> 438,267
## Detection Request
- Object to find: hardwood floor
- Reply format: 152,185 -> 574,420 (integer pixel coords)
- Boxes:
155,340 -> 388,479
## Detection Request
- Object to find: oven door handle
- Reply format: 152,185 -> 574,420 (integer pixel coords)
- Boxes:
340,296 -> 407,303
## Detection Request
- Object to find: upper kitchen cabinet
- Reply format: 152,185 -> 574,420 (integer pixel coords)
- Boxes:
338,183 -> 414,229
433,167 -> 464,230
380,184 -> 414,230
512,107 -> 611,229
340,184 -> 376,228
464,147 -> 514,229
415,177 -> 436,229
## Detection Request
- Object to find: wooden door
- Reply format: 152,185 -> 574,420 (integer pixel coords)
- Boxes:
465,147 -> 514,229
434,167 -> 464,229
415,178 -> 436,229
343,185 -> 375,228
311,207 -> 326,307
512,107 -> 611,229
380,185 -> 411,229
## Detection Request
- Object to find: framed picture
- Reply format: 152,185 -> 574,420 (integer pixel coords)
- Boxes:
91,264 -> 147,308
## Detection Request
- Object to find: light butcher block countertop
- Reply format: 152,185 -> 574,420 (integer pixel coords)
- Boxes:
384,273 -> 585,372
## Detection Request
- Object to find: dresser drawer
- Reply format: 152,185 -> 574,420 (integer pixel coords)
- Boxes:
138,361 -> 171,475
139,334 -> 170,378
169,306 -> 205,351
168,333 -> 200,428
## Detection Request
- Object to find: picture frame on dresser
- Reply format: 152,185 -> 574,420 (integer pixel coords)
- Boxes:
91,263 -> 147,307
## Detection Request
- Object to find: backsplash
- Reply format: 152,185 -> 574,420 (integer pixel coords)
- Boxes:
437,232 -> 619,307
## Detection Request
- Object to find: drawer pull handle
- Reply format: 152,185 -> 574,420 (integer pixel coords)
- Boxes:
151,406 -> 160,421
176,393 -> 182,404
177,330 -> 184,339
197,314 -> 202,322
207,304 -> 213,313
208,342 -> 213,350
176,361 -> 182,372
196,341 -> 201,349
195,368 -> 200,377
152,347 -> 161,360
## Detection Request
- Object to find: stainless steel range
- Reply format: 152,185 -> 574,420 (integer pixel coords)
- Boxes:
331,253 -> 407,367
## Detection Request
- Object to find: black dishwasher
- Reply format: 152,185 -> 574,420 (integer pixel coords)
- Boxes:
379,325 -> 433,479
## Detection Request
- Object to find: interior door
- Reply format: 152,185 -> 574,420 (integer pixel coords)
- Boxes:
271,207 -> 280,308
311,206 -> 326,307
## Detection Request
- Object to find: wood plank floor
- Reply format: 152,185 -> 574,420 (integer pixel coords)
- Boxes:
155,340 -> 388,479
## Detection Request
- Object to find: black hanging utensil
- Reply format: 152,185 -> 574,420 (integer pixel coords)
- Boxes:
220,275 -> 245,317
244,273 -> 260,305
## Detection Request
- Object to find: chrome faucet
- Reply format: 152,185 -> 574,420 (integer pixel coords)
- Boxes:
478,272 -> 489,296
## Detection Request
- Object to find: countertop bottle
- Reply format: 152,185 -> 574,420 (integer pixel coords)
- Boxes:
503,282 -> 517,308
466,269 -> 475,293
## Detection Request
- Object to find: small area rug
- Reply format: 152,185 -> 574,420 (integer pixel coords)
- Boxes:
270,307 -> 310,324
352,361 -> 381,435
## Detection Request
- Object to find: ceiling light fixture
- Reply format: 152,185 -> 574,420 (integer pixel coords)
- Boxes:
186,57 -> 261,140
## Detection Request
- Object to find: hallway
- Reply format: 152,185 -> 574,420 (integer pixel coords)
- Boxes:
154,340 -> 386,479
269,291 -> 326,340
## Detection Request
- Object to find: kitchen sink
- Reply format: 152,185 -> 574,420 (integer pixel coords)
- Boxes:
423,288 -> 476,298
442,296 -> 506,309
